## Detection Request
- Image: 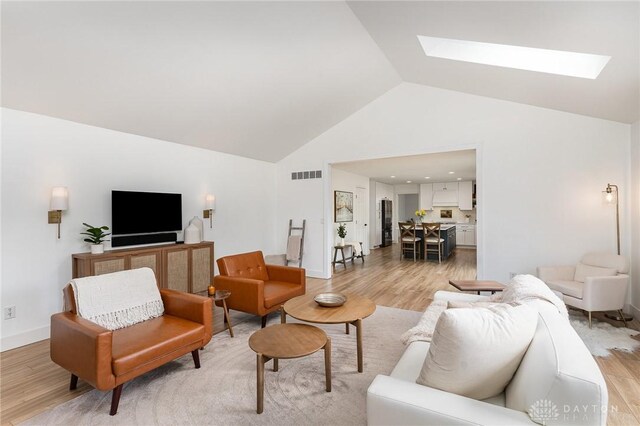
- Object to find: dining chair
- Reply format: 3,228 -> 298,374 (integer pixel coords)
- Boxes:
422,223 -> 444,263
399,221 -> 421,262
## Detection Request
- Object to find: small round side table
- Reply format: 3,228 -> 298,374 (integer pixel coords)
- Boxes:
209,290 -> 234,337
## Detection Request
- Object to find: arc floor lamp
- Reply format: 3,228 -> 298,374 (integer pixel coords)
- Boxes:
603,183 -> 633,322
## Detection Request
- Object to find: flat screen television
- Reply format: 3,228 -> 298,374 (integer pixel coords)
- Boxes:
112,190 -> 182,235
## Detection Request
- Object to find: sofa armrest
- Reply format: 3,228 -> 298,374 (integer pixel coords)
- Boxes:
581,275 -> 629,311
50,312 -> 115,391
537,265 -> 575,282
367,375 -> 533,426
434,290 -> 489,303
266,264 -> 306,287
160,289 -> 213,344
214,275 -> 265,315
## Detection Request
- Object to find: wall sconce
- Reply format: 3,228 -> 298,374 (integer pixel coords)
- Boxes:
203,194 -> 216,228
48,186 -> 68,238
602,183 -> 620,255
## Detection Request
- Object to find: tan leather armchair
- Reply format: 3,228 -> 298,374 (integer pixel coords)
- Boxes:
214,251 -> 306,327
51,285 -> 212,415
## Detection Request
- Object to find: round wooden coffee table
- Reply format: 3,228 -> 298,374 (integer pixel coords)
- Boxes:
248,323 -> 331,414
281,293 -> 376,373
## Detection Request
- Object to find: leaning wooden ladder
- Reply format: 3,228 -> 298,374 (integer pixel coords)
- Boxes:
288,219 -> 306,267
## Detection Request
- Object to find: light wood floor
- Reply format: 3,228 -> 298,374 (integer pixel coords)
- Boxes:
2,245 -> 639,425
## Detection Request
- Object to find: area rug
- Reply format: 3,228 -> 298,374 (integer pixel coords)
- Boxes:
569,312 -> 640,357
23,306 -> 421,426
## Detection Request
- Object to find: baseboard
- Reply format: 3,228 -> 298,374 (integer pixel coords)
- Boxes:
1,325 -> 50,352
305,269 -> 326,279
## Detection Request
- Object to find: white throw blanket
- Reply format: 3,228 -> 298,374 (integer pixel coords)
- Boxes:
70,267 -> 164,330
286,235 -> 302,262
401,300 -> 448,344
402,274 -> 568,345
346,241 -> 362,256
489,274 -> 568,317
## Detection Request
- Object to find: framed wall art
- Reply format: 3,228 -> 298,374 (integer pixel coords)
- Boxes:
334,190 -> 353,222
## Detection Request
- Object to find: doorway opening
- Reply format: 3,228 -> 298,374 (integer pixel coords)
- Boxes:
327,148 -> 479,279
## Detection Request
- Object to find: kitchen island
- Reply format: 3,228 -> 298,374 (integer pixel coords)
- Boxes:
402,224 -> 456,261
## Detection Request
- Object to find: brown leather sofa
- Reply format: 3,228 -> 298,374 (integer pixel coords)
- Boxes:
214,251 -> 305,327
51,285 -> 212,415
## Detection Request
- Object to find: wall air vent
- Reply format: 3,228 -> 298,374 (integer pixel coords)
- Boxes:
291,170 -> 322,180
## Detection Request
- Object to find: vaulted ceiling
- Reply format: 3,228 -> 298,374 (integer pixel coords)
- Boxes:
1,1 -> 401,162
2,2 -> 638,162
347,1 -> 639,124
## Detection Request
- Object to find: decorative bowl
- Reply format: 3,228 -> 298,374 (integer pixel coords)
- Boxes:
314,292 -> 347,307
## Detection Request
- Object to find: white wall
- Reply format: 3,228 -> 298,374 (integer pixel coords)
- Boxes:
631,120 -> 640,317
398,194 -> 418,223
331,168 -> 370,253
0,108 -> 278,350
276,83 -> 631,281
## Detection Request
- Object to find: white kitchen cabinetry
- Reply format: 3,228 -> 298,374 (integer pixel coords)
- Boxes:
419,184 -> 433,210
457,224 -> 476,246
458,181 -> 473,210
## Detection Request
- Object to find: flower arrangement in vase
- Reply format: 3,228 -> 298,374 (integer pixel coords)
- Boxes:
415,209 -> 427,223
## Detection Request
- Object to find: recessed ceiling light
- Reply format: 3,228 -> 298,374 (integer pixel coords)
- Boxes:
448,171 -> 455,174
417,35 -> 611,80
406,180 -> 412,183
457,178 -> 462,181
424,177 -> 430,179
390,175 -> 396,178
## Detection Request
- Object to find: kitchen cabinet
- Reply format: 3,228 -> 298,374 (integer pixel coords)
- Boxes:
419,184 -> 433,210
457,225 -> 476,246
458,181 -> 473,210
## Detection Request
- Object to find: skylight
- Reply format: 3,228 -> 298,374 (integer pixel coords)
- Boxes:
417,36 -> 610,79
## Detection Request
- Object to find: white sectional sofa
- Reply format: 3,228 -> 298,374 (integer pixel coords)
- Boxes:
367,291 -> 607,425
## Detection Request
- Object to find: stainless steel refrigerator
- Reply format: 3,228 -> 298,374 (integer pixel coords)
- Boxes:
380,199 -> 393,247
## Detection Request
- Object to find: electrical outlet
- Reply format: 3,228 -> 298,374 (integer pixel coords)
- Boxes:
4,306 -> 16,320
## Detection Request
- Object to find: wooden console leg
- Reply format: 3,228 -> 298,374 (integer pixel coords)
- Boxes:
281,307 -> 287,324
191,349 -> 201,369
261,315 -> 267,328
69,374 -> 78,391
110,384 -> 123,416
345,322 -> 349,335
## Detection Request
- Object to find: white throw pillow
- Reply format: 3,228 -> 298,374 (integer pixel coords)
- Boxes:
574,262 -> 617,283
416,304 -> 538,400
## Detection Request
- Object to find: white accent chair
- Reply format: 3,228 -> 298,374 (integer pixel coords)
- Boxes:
537,252 -> 630,327
367,291 -> 607,425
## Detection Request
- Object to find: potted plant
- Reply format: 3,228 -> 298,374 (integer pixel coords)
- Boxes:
337,223 -> 347,246
415,209 -> 427,223
81,223 -> 111,254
